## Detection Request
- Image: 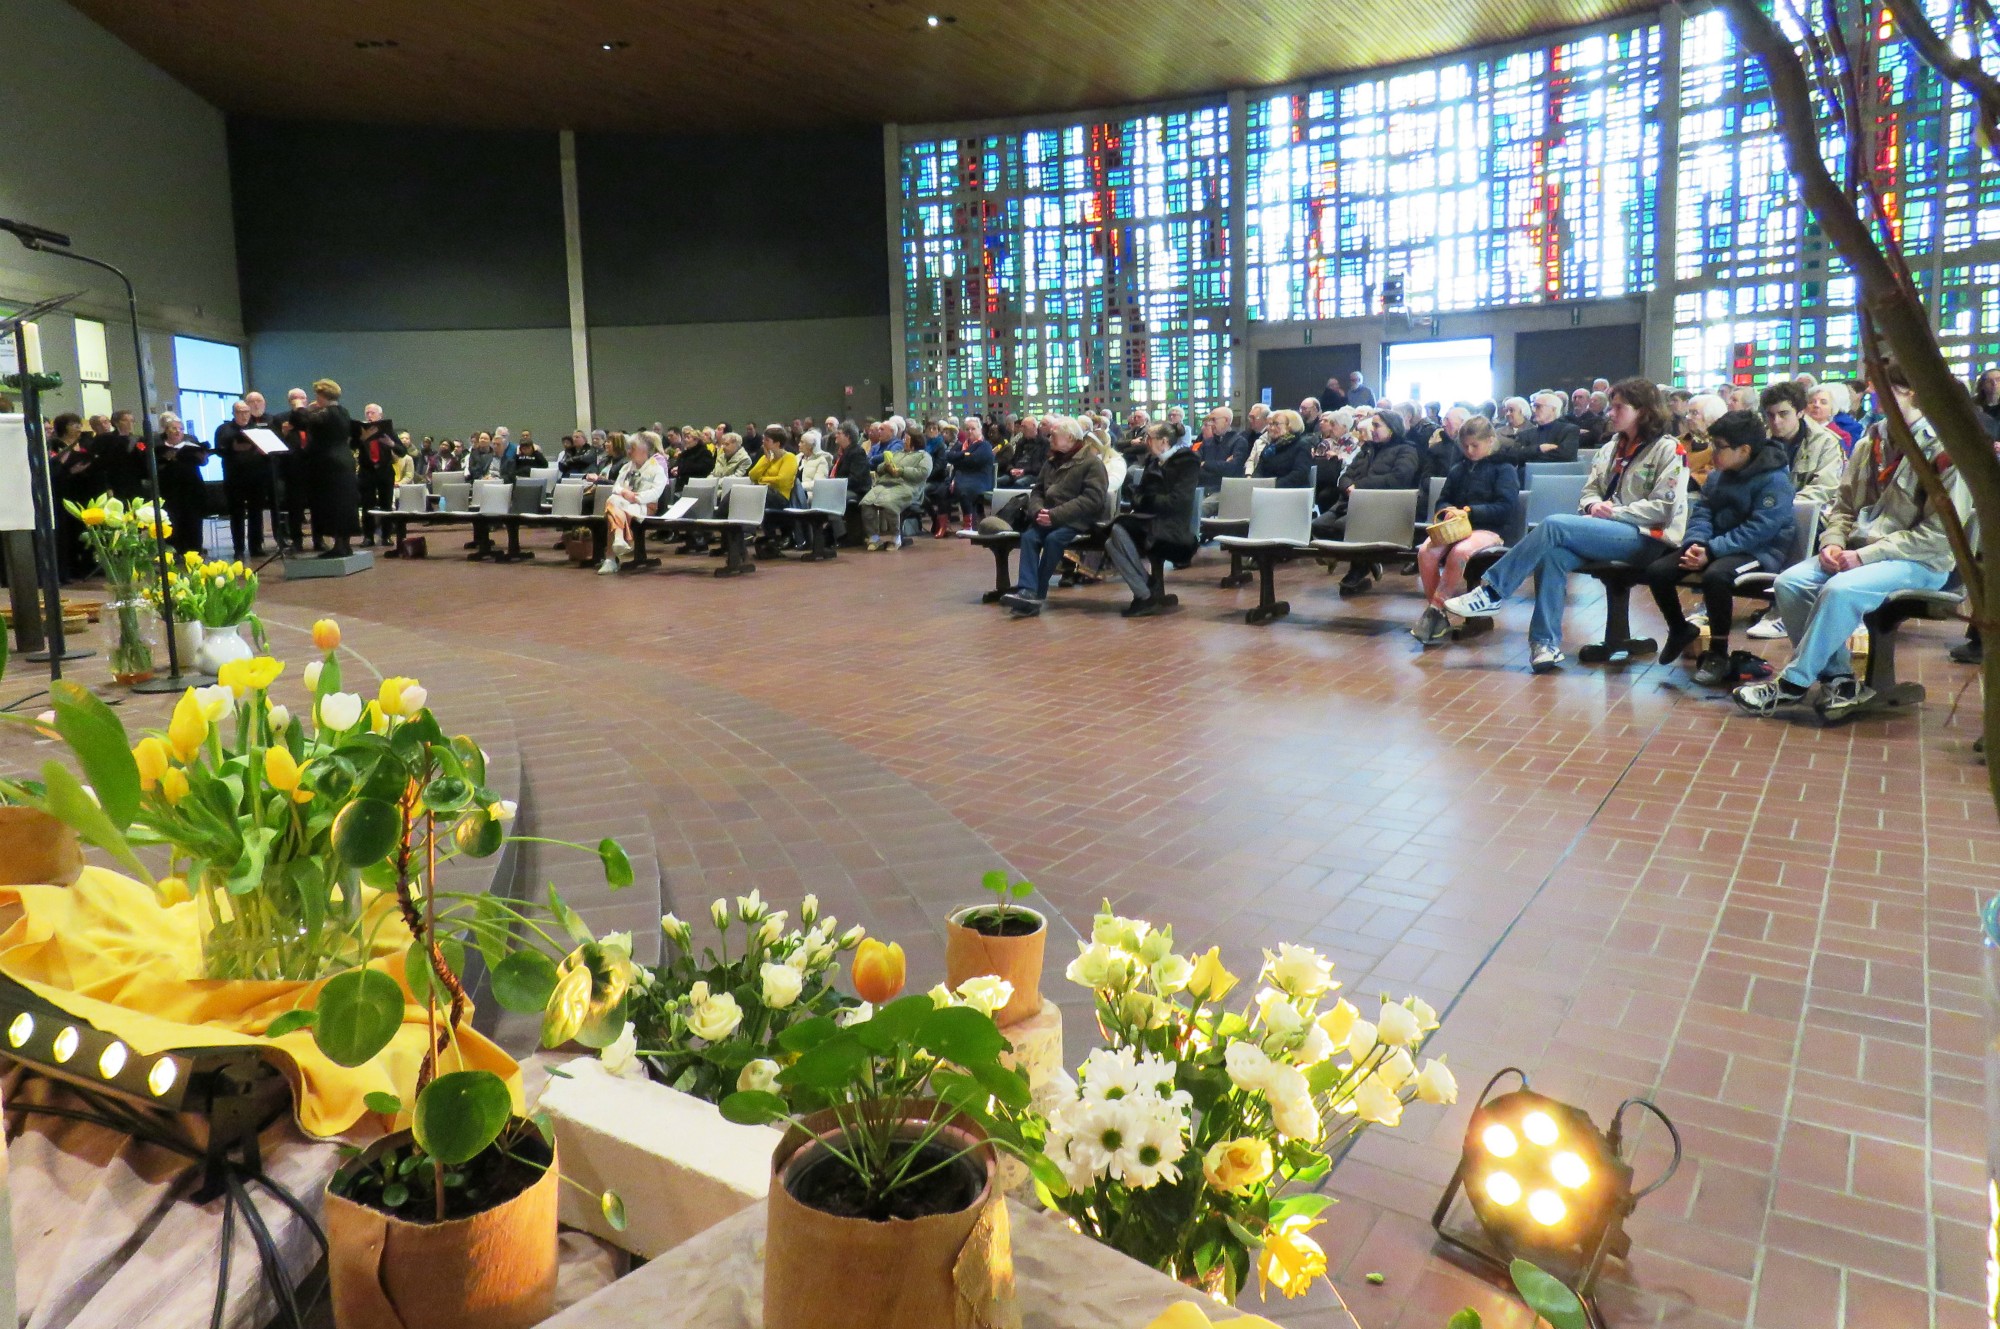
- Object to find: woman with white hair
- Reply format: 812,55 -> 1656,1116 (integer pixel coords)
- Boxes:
154,410 -> 210,556
1496,397 -> 1531,442
1806,382 -> 1855,454
1680,392 -> 1728,486
599,430 -> 667,574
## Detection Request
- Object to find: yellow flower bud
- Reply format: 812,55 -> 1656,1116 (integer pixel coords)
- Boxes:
264,745 -> 303,793
155,876 -> 191,906
132,736 -> 172,791
160,768 -> 189,805
167,689 -> 207,762
377,676 -> 420,717
80,507 -> 106,527
311,618 -> 341,651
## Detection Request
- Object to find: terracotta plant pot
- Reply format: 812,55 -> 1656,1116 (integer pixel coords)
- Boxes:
763,1108 -> 995,1329
324,1130 -> 559,1329
0,808 -> 84,886
946,904 -> 1046,1027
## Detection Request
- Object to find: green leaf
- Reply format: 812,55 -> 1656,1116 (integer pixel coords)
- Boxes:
490,949 -> 561,1013
599,839 -> 633,889
41,760 -> 150,882
1510,1260 -> 1587,1329
915,1004 -> 1008,1068
315,656 -> 342,697
380,1182 -> 408,1208
778,1034 -> 869,1091
969,1060 -> 1032,1111
1011,881 -> 1034,899
404,938 -> 466,1006
420,775 -> 474,816
1448,1312 -> 1484,1329
331,797 -> 401,868
450,736 -> 486,787
312,967 -> 407,1067
391,708 -> 443,756
470,896 -> 511,970
226,825 -> 277,895
981,869 -> 1006,895
600,1190 -> 628,1232
412,1070 -> 513,1166
454,808 -> 503,858
1028,1151 -> 1069,1198
50,680 -> 138,832
364,1091 -> 404,1115
1270,1193 -> 1337,1224
358,750 -> 414,804
310,753 -> 358,802
530,1109 -> 555,1148
855,994 -> 933,1054
265,1009 -> 317,1039
546,883 -> 592,946
718,1090 -> 788,1126
775,1015 -> 839,1055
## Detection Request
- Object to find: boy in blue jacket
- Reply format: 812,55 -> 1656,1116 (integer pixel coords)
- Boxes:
1640,410 -> 1796,685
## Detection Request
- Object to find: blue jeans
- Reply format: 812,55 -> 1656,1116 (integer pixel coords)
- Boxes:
1478,513 -> 1663,650
1017,523 -> 1083,598
1772,556 -> 1950,687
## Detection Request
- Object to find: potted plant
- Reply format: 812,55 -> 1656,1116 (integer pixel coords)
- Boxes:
1044,905 -> 1459,1304
64,493 -> 172,683
624,891 -> 866,1102
721,940 -> 1050,1329
945,869 -> 1047,1027
181,553 -> 263,675
150,550 -> 205,666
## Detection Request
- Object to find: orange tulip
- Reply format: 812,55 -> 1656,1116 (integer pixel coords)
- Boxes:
311,618 -> 341,651
851,938 -> 906,1005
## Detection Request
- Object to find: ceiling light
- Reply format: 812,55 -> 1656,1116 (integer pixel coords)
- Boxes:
601,40 -> 630,51
927,14 -> 940,25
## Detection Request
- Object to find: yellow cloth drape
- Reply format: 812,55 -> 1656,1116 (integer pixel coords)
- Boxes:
0,867 -> 520,1138
1144,1305 -> 1282,1329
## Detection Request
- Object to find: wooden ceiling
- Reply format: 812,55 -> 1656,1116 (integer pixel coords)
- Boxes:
76,0 -> 1658,134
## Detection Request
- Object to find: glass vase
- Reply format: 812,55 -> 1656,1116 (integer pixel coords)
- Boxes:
104,584 -> 156,685
197,859 -> 359,982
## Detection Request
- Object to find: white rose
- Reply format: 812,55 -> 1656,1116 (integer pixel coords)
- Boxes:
760,962 -> 803,1009
318,691 -> 363,732
735,890 -> 766,921
1415,1058 -> 1458,1105
1263,943 -> 1334,999
599,1022 -> 640,1078
1296,1022 -> 1335,1067
1377,1000 -> 1422,1048
954,975 -> 1014,1017
835,1001 -> 873,1027
303,661 -> 323,691
758,916 -> 784,947
1352,1074 -> 1404,1127
687,990 -> 743,1042
1271,1090 -> 1322,1143
1259,994 -> 1305,1042
1345,1018 -> 1378,1062
928,983 -> 955,1009
710,899 -> 729,929
660,913 -> 691,948
1065,942 -> 1124,989
838,925 -> 865,949
1224,1042 -> 1275,1093
1376,1047 -> 1416,1091
1409,996 -> 1440,1033
737,1058 -> 780,1094
1150,953 -> 1194,994
799,894 -> 820,925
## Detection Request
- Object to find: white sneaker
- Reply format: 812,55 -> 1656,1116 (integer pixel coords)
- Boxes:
597,557 -> 618,575
1530,643 -> 1566,674
1747,615 -> 1787,639
1445,585 -> 1504,619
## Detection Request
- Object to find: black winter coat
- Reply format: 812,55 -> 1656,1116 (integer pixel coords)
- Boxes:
1339,438 -> 1421,492
1252,432 -> 1313,488
1507,419 -> 1581,465
1435,454 -> 1521,533
1121,447 -> 1202,564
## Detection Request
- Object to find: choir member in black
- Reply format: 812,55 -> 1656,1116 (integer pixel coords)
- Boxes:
354,403 -> 397,547
275,387 -> 318,552
299,379 -> 360,559
154,411 -> 209,556
50,413 -> 99,579
99,409 -> 147,500
215,399 -> 272,558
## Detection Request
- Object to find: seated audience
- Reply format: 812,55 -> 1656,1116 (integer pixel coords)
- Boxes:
1446,378 -> 1689,673
1106,423 -> 1200,616
1679,392 -> 1727,487
750,425 -> 800,504
713,431 -> 753,479
995,417 -> 1107,617
858,427 -> 932,550
1641,410 -> 1796,685
599,432 -> 667,574
1502,391 -> 1581,467
1310,408 -> 1420,595
674,427 -> 714,482
558,430 -> 597,479
1004,416 -> 1047,489
1807,383 -> 1856,453
1411,414 -> 1517,646
467,431 -> 496,480
944,419 -> 995,533
1199,403 -> 1265,514
1760,380 -> 1846,511
830,421 -> 872,544
1734,364 -> 1976,721
797,429 -> 833,490
515,434 -> 547,472
1251,408 -> 1312,488
1496,397 -> 1530,443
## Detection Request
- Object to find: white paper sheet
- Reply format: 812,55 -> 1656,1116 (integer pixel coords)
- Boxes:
243,428 -> 289,456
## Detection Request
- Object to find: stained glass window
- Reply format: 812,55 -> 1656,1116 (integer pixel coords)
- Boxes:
1242,21 -> 1663,322
899,105 -> 1231,420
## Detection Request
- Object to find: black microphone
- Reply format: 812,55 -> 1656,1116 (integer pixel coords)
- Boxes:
0,218 -> 73,249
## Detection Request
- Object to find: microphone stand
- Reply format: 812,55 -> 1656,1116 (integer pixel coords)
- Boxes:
7,227 -> 213,691
2,296 -> 93,677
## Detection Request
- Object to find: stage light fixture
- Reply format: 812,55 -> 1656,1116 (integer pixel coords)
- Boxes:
1432,1068 -> 1681,1320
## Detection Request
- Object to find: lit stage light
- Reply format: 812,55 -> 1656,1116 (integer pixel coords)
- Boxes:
1431,1068 -> 1681,1324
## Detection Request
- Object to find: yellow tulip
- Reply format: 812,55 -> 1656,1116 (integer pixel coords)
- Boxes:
155,876 -> 191,906
1202,1137 -> 1274,1196
167,689 -> 207,762
79,507 -> 106,527
1186,946 -> 1239,1003
264,746 -> 311,803
851,938 -> 907,1004
1255,1215 -> 1327,1299
157,522 -> 173,539
377,676 -> 421,717
1144,1305 -> 1282,1329
160,768 -> 189,805
219,656 -> 284,695
311,618 -> 341,651
132,736 -> 171,791
183,550 -> 203,567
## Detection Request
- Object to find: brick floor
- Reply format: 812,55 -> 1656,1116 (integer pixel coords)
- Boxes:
3,534 -> 1991,1329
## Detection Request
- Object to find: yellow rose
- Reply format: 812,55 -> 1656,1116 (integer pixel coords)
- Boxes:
1186,946 -> 1238,1002
132,736 -> 171,791
1255,1215 -> 1327,1299
311,618 -> 341,651
167,689 -> 207,761
1202,1137 -> 1274,1195
160,768 -> 189,805
80,506 -> 107,527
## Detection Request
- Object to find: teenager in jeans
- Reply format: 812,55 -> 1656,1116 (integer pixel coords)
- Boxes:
1445,378 -> 1689,673
1638,410 -> 1796,686
1733,365 -> 1977,722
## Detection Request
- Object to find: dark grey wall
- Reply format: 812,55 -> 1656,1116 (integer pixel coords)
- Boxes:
229,117 -> 569,333
576,130 -> 888,327
1513,325 -> 1642,398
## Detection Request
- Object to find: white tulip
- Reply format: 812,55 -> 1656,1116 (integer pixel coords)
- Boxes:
303,661 -> 323,691
266,703 -> 290,732
318,691 -> 363,732
400,684 -> 428,713
954,975 -> 1014,1017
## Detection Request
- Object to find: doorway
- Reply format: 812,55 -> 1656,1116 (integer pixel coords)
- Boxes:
1383,337 -> 1494,407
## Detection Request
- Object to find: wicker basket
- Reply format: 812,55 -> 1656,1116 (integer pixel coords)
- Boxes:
1425,511 -> 1473,548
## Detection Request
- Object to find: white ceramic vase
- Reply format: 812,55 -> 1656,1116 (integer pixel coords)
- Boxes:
194,621 -> 253,675
169,618 -> 204,669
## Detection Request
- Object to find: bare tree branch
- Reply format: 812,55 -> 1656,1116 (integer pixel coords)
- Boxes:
1888,0 -> 2000,153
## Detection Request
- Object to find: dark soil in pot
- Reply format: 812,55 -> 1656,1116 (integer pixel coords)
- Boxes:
331,1128 -> 552,1224
959,908 -> 1044,938
783,1137 -> 983,1222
